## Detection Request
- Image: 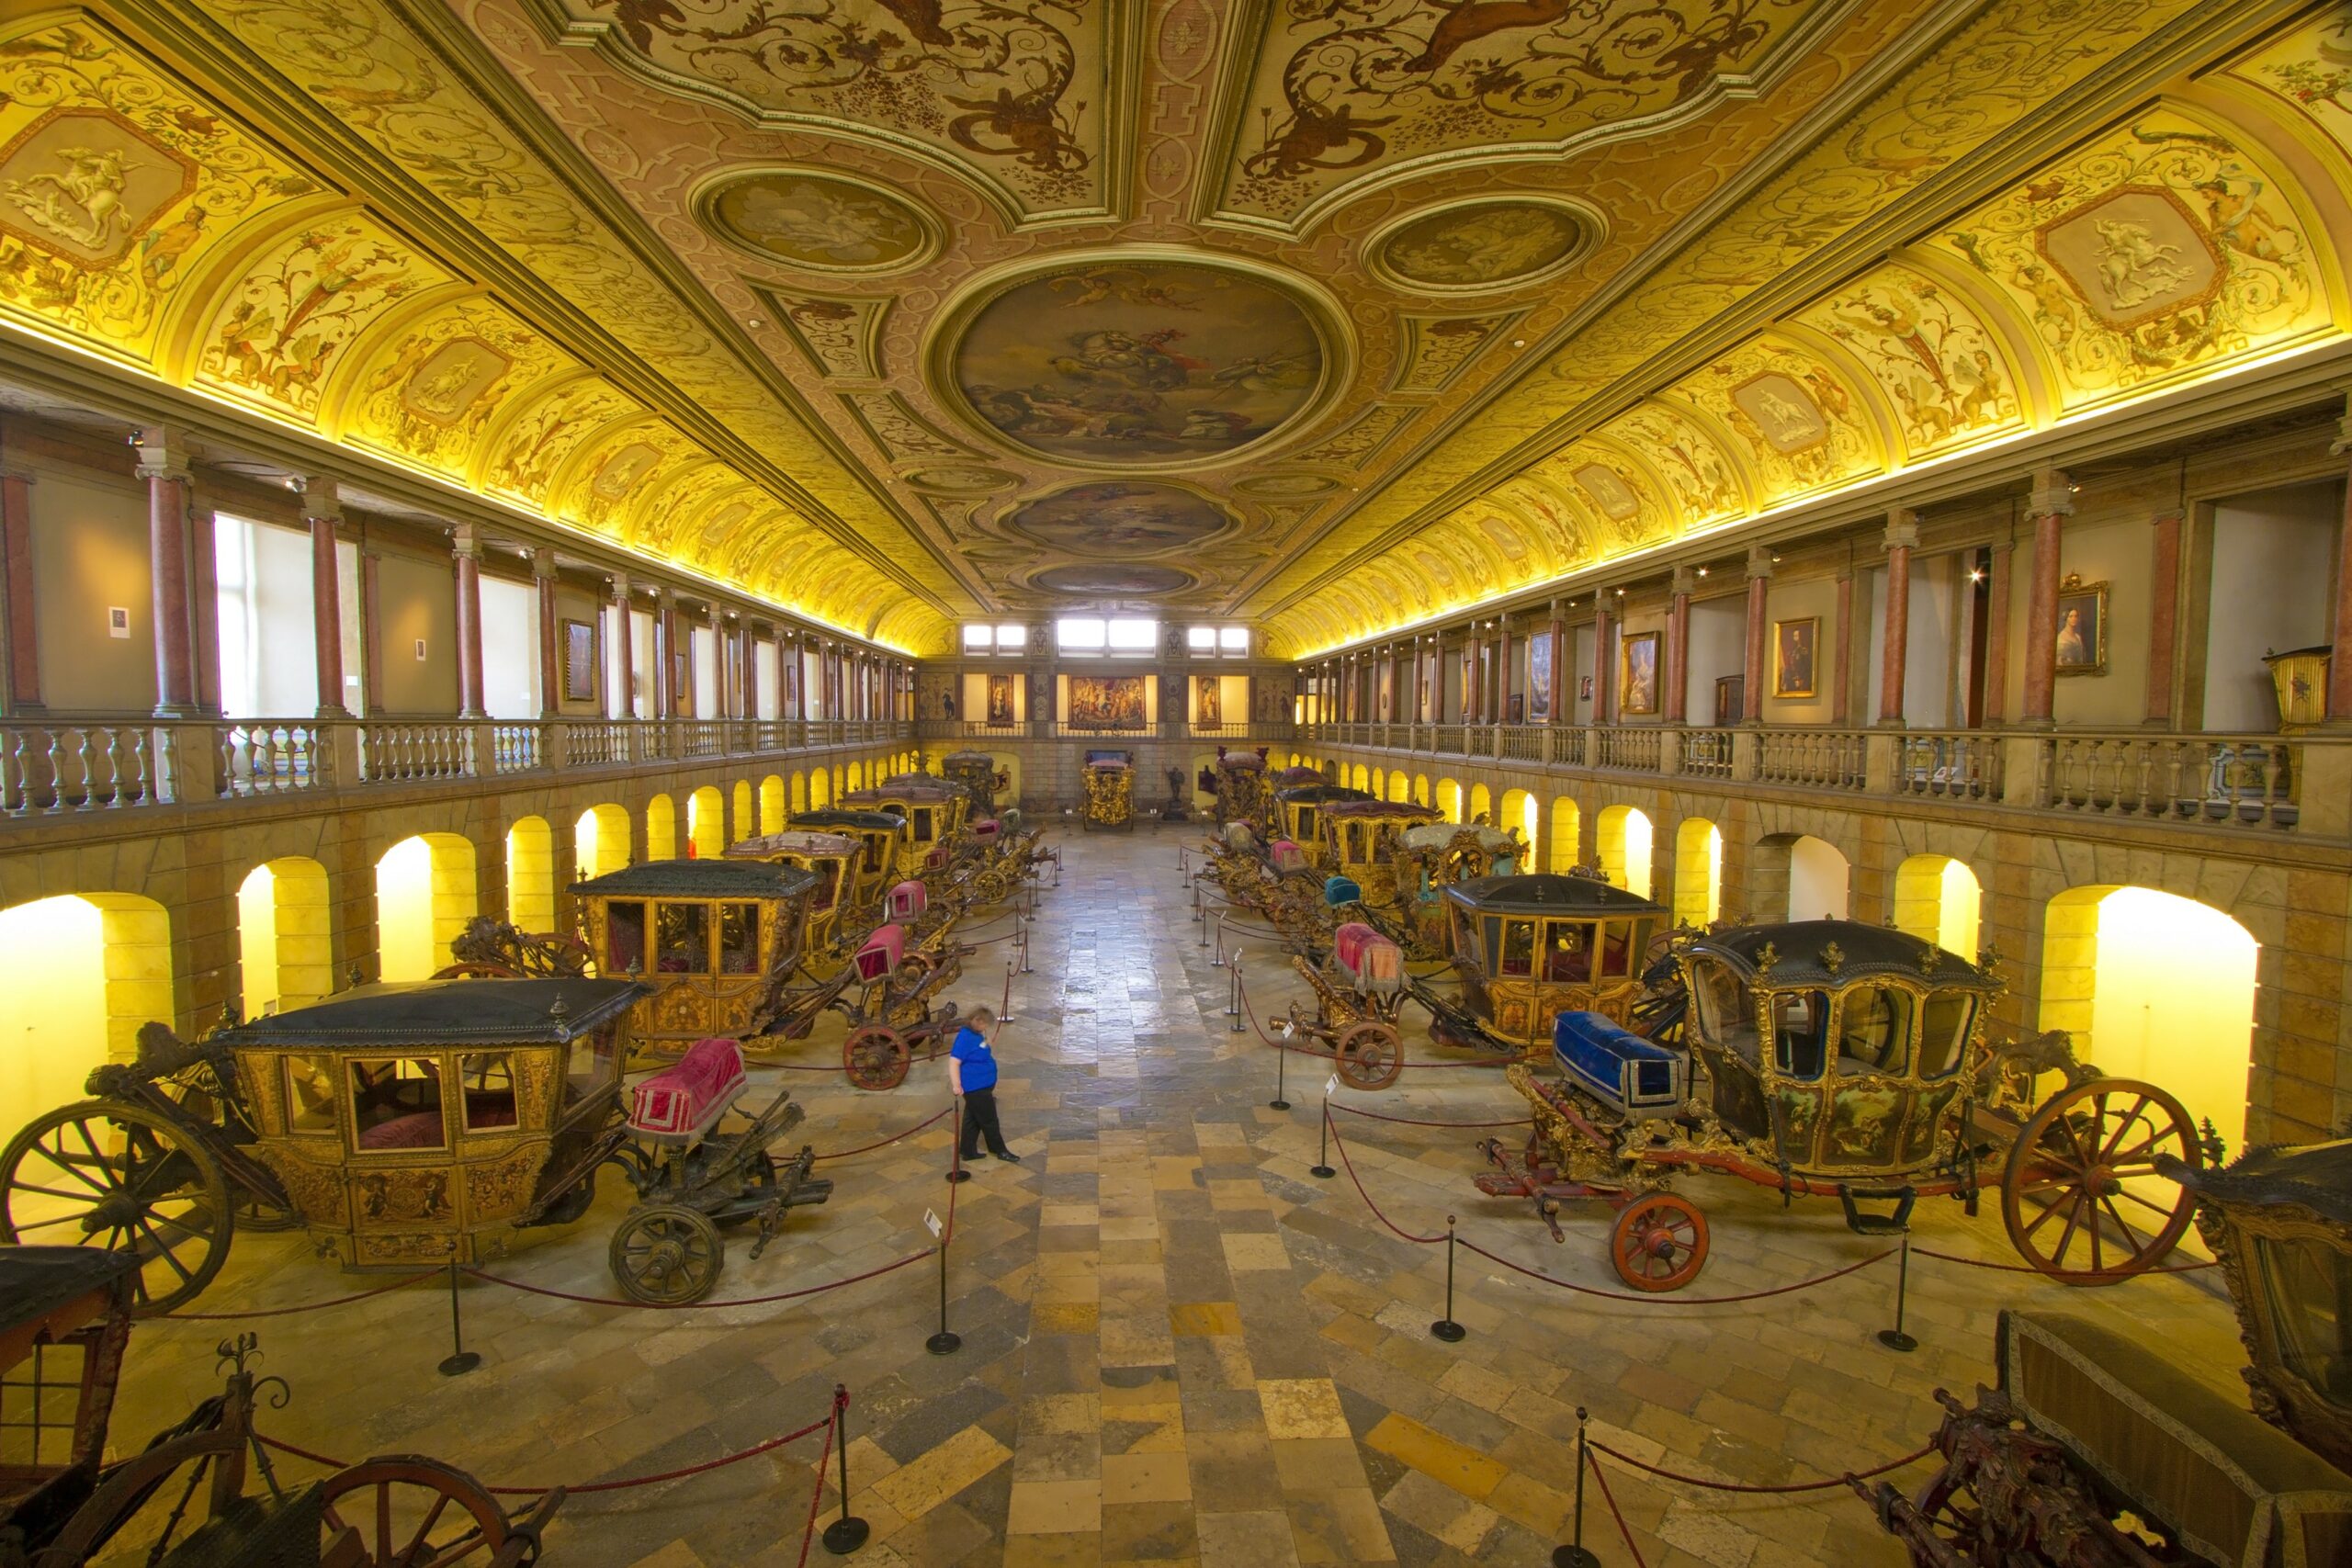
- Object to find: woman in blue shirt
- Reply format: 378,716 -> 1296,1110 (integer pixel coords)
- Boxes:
948,1006 -> 1017,1162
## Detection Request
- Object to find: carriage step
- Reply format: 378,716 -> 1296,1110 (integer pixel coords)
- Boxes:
1836,1186 -> 1917,1236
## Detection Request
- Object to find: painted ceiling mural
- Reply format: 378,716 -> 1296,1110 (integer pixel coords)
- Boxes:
1,2 -> 2351,659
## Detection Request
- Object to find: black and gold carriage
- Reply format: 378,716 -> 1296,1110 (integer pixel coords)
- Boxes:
1477,919 -> 2208,1293
0,1245 -> 562,1565
1271,784 -> 1374,872
1439,873 -> 1666,1046
1859,1138 -> 2352,1563
725,829 -> 867,972
571,860 -> 819,1055
845,778 -> 968,872
1315,799 -> 1442,910
1206,750 -> 1272,829
942,750 -> 1009,821
1083,753 -> 1134,831
790,807 -> 912,907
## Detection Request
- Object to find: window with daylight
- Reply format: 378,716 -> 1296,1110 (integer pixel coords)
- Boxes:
1187,626 -> 1216,652
1188,626 -> 1250,656
1218,626 -> 1249,653
1056,617 -> 1105,650
963,625 -> 992,651
964,624 -> 1031,654
1106,617 -> 1158,653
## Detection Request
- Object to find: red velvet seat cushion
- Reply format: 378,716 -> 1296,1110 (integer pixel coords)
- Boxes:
356,1111 -> 444,1150
628,1037 -> 747,1134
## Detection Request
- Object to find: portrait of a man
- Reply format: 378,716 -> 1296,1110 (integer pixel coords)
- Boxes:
1774,617 -> 1818,698
1620,632 -> 1660,716
2055,575 -> 2107,675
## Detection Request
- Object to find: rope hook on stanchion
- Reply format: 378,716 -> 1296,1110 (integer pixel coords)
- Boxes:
1430,1216 -> 1465,1343
945,1098 -> 973,1187
1309,1085 -> 1336,1179
1877,1234 -> 1918,1353
437,1259 -> 481,1377
820,1384 -> 869,1555
1017,925 -> 1034,976
1553,1407 -> 1600,1568
1268,995 -> 1292,1110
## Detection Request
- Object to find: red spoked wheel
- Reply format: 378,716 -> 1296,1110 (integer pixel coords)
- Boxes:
318,1456 -> 549,1565
1608,1192 -> 1710,1292
844,1025 -> 911,1091
2001,1077 -> 2199,1285
1333,1021 -> 1403,1090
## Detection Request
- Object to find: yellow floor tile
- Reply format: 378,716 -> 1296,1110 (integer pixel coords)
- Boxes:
1363,1412 -> 1510,1501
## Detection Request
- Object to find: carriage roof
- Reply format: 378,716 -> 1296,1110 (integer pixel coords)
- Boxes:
1684,919 -> 1996,989
1442,872 -> 1664,917
1217,754 -> 1268,773
571,861 -> 820,899
790,808 -> 908,831
1275,784 -> 1374,805
844,784 -> 956,805
726,830 -> 861,860
2168,1136 -> 2352,1224
0,1246 -> 137,1339
943,750 -> 996,765
1401,821 -> 1512,852
1087,758 -> 1131,772
1326,800 -> 1443,823
213,976 -> 649,1049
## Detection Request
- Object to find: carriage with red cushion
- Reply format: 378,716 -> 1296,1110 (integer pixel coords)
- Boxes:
1283,921 -> 1414,1089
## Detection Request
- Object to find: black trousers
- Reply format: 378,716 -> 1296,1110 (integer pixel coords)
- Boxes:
958,1087 -> 1010,1157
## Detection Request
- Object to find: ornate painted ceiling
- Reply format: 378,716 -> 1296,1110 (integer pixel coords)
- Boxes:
1,0 -> 2349,655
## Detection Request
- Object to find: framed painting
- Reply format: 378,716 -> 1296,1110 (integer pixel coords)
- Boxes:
1527,632 -> 1554,723
561,619 -> 596,703
1195,674 -> 1221,726
986,671 -> 1015,725
1772,617 -> 1819,698
1619,631 -> 1660,716
2055,574 -> 2107,676
1579,674 -> 1593,702
1069,674 -> 1148,729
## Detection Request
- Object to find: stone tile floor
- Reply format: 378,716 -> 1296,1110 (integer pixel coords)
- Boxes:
105,826 -> 2250,1566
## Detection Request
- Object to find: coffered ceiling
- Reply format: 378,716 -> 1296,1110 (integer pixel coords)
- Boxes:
1,0 -> 2347,655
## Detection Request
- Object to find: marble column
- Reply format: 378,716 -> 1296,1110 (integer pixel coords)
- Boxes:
743,621 -> 763,722
138,429 -> 198,716
1980,540 -> 2011,727
1,457 -> 40,713
1742,546 -> 1771,725
301,479 -> 348,717
2020,467 -> 2072,728
2145,509 -> 2183,728
1545,600 -> 1566,724
533,547 -> 560,717
1593,605 -> 1615,724
1879,510 -> 1917,728
610,574 -> 636,719
452,525 -> 485,718
359,547 -> 384,716
1665,570 -> 1692,724
2327,401 -> 2352,722
655,589 -> 678,719
1831,570 -> 1854,728
1495,619 -> 1514,724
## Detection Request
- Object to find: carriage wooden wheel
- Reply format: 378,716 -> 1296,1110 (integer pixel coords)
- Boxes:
1609,1192 -> 1710,1292
608,1202 -> 724,1304
0,1099 -> 233,1315
1333,1021 -> 1403,1090
2000,1077 -> 2199,1284
844,1024 -> 912,1090
318,1456 -> 555,1566
30,1421 -> 253,1563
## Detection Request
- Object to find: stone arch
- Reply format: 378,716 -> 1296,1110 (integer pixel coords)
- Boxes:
505,816 -> 555,934
1548,797 -> 1582,872
2040,886 -> 2258,1150
375,833 -> 477,980
1468,783 -> 1493,825
1411,773 -> 1430,807
0,892 -> 173,1111
1387,773 -> 1410,803
809,770 -> 831,809
1597,805 -> 1653,897
575,804 -> 631,880
1672,818 -> 1721,928
687,785 -> 725,858
732,779 -> 754,843
1894,853 -> 1983,961
1500,788 -> 1538,863
235,856 -> 334,1019
1370,767 -> 1385,799
760,775 -> 786,835
645,794 -> 677,861
789,773 -> 808,815
1436,778 -> 1463,823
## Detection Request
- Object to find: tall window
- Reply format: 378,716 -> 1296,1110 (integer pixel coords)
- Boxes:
1106,617 -> 1157,652
963,624 -> 1030,654
1187,626 -> 1250,656
212,512 -> 319,716
1056,617 -> 1105,650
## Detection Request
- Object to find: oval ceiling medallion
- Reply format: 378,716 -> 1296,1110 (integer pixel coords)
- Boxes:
903,464 -> 1019,493
1368,197 -> 1596,295
695,168 -> 937,274
1030,562 -> 1193,596
1004,482 -> 1230,555
1235,471 -> 1340,499
937,253 -> 1339,471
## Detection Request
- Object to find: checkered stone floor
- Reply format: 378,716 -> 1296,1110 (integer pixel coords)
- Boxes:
106,827 -> 2250,1566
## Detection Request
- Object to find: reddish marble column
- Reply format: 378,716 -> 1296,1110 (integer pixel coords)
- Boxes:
359,549 -> 384,716
2020,468 -> 2072,728
1545,604 -> 1566,724
660,595 -> 682,718
139,435 -> 197,716
1980,541 -> 2011,726
1665,571 -> 1692,724
1742,547 -> 1770,725
452,527 -> 485,717
1593,607 -> 1616,725
1879,510 -> 1917,728
1496,621 -> 1514,723
2329,413 -> 2352,719
306,486 -> 348,717
610,575 -> 636,718
1831,571 -> 1854,728
533,547 -> 560,716
1,462 -> 40,713
743,623 -> 762,721
189,502 -> 220,716
2145,509 -> 2183,728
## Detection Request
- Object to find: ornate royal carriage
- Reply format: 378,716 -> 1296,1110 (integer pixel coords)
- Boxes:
723,829 -> 866,967
571,860 -> 819,1055
1478,919 -> 2209,1293
1083,753 -> 1134,831
788,807 -> 911,911
1441,873 -> 1666,1047
1270,784 -> 1374,872
1314,798 -> 1443,910
843,779 -> 967,875
942,750 -> 1008,822
1207,750 -> 1272,829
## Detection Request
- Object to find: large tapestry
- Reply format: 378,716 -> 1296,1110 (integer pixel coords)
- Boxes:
1069,675 -> 1148,729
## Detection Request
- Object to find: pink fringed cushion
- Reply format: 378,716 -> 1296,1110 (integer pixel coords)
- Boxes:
628,1037 -> 746,1134
356,1111 -> 444,1150
1335,922 -> 1403,994
924,846 -> 950,871
1272,840 -> 1306,873
888,880 -> 928,919
973,819 -> 1001,840
855,924 -> 905,981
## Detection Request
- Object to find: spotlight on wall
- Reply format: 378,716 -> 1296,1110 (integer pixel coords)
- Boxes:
1969,569 -> 1985,582
1696,567 -> 1709,577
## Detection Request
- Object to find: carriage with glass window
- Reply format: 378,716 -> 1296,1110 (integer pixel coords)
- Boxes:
842,780 -> 967,878
571,861 -> 820,1056
1475,919 -> 2207,1292
1207,750 -> 1272,829
1270,785 -> 1373,872
789,807 -> 912,909
1314,799 -> 1442,911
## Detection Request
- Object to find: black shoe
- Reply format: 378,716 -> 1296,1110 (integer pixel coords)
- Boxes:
994,1151 -> 1022,1164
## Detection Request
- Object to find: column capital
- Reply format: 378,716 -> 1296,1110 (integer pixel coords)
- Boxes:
2028,467 -> 2075,519
2333,389 -> 2352,455
609,570 -> 633,602
1746,544 -> 1774,580
1883,509 -> 1920,551
299,476 -> 343,524
133,426 -> 192,482
531,545 -> 559,581
1669,566 -> 1697,596
450,523 -> 483,559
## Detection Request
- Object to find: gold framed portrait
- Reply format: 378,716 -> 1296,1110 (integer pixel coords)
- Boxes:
1619,631 -> 1660,716
2054,573 -> 2108,676
1772,617 -> 1818,699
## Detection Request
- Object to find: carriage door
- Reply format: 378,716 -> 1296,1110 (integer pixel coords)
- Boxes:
1818,985 -> 1917,1169
649,900 -> 714,1038
710,901 -> 765,1034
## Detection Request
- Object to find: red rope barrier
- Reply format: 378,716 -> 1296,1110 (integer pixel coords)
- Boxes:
1329,1102 -> 1532,1130
1589,1438 -> 1937,1495
1585,1446 -> 1649,1568
463,1247 -> 928,1311
812,1104 -> 953,1161
1911,1246 -> 2220,1277
1324,1106 -> 1447,1244
260,1408 -> 834,1497
797,1398 -> 841,1565
159,1269 -> 440,1322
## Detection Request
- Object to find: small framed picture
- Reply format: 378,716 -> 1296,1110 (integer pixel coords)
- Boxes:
1619,631 -> 1660,716
107,606 -> 130,638
562,619 -> 596,701
1579,674 -> 1593,701
413,637 -> 428,661
1772,616 -> 1818,698
2055,574 -> 2107,676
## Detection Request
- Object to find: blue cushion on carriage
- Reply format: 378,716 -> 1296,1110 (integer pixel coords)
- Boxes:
1553,1011 -> 1684,1113
1324,875 -> 1361,907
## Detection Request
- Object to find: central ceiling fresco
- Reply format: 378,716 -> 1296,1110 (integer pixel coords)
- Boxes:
1,0 -> 2346,654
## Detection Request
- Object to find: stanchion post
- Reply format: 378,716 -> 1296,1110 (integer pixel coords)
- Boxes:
1270,1008 -> 1290,1111
1430,1216 -> 1465,1343
1877,1235 -> 1918,1353
1180,847 -> 1190,886
1228,953 -> 1244,1035
1211,913 -> 1226,967
927,1212 -> 960,1356
1000,959 -> 1019,1026
437,1260 -> 480,1378
1552,1408 -> 1600,1568
1018,926 -> 1034,976
820,1384 -> 870,1555
946,1100 -> 973,1186
1309,1090 -> 1335,1179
